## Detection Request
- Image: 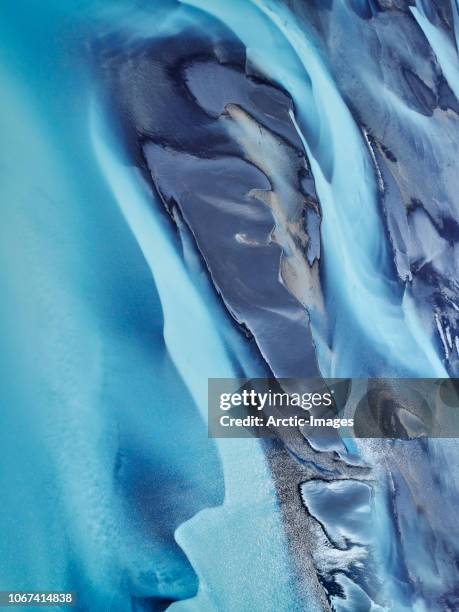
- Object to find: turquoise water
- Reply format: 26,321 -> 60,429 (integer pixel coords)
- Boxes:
0,3 -> 299,609
2,1 -> 459,610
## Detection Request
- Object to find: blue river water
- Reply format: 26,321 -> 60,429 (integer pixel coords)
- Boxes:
1,1 -> 459,610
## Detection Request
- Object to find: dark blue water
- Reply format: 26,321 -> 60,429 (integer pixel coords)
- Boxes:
2,1 -> 459,610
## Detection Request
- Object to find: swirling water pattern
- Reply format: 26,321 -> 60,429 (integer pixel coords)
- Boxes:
1,1 -> 459,610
